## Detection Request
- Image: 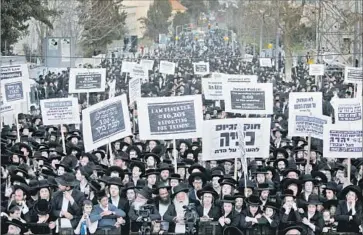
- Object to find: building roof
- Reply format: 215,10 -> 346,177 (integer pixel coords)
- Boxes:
169,0 -> 187,12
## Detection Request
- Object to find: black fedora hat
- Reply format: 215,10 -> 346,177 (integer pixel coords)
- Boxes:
220,195 -> 236,204
246,195 -> 262,206
55,172 -> 79,187
322,199 -> 338,209
142,169 -> 160,178
273,148 -> 289,159
158,162 -> 173,172
218,177 -> 237,188
34,199 -> 52,215
311,171 -> 328,185
281,189 -> 296,199
135,186 -> 152,199
264,200 -> 278,210
283,225 -> 305,235
339,185 -> 363,201
171,183 -> 189,198
37,179 -> 50,189
106,177 -> 123,187
143,153 -> 161,165
188,163 -> 206,174
323,181 -> 338,192
5,219 -> 27,233
300,174 -> 318,184
105,166 -> 125,180
168,173 -> 181,180
188,172 -> 207,186
305,194 -> 322,205
197,184 -> 218,199
122,182 -> 137,192
130,160 -> 146,174
153,183 -> 171,195
282,168 -> 301,177
89,180 -> 102,192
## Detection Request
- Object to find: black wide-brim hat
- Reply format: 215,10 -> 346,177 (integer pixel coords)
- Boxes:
55,172 -> 79,187
130,160 -> 146,174
188,172 -> 207,186
188,163 -> 206,174
197,184 -> 219,199
246,195 -> 262,206
171,183 -> 189,198
152,183 -> 171,195
106,177 -> 124,187
34,199 -> 52,215
143,153 -> 161,165
105,166 -> 125,180
283,225 -> 305,235
13,183 -> 30,195
273,148 -> 289,159
6,219 -> 27,233
339,185 -> 363,201
305,194 -> 322,205
89,180 -> 102,192
311,171 -> 328,185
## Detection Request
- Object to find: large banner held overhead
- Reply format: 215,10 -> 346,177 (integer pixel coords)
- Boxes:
344,66 -> 363,84
137,95 -> 203,140
128,78 -> 141,104
40,97 -> 80,125
1,64 -> 30,92
332,98 -> 362,125
288,113 -> 330,140
69,68 -> 106,93
159,61 -> 176,75
82,94 -> 131,152
289,92 -> 322,114
224,83 -> 273,115
202,77 -> 223,100
1,78 -> 26,104
323,124 -> 362,158
193,62 -> 210,75
202,118 -> 271,160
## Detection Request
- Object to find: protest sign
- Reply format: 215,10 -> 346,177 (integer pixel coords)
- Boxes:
40,97 -> 80,125
140,59 -> 154,71
226,74 -> 258,83
289,92 -> 322,115
259,58 -> 272,67
159,61 -> 176,75
202,77 -> 223,100
332,98 -> 362,124
323,124 -> 362,158
193,62 -> 210,75
137,95 -> 203,140
1,64 -> 30,92
224,83 -> 273,115
202,118 -> 271,160
0,94 -> 19,116
82,94 -> 131,152
128,78 -> 141,104
288,113 -> 330,140
130,64 -> 148,81
309,64 -> 325,76
1,78 -> 26,104
69,68 -> 106,93
344,66 -> 362,84
121,61 -> 137,73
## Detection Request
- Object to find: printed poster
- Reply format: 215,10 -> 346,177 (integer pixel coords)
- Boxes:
159,61 -> 176,75
69,68 -> 106,93
193,62 -> 210,75
289,92 -> 322,115
1,78 -> 26,104
288,113 -> 330,140
344,67 -> 362,84
1,64 -> 30,92
40,97 -> 80,125
332,98 -> 362,125
128,78 -> 141,104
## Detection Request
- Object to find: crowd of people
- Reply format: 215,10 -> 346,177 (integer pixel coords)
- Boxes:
1,28 -> 362,235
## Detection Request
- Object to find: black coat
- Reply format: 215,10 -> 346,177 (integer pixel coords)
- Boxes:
238,209 -> 278,235
109,196 -> 130,235
300,212 -> 324,235
196,205 -> 221,221
128,203 -> 161,232
335,200 -> 362,233
279,208 -> 303,231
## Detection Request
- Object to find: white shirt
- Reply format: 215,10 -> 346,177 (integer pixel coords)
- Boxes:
159,203 -> 169,217
111,197 -> 119,207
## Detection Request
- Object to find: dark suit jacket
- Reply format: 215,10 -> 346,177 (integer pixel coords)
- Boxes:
300,212 -> 324,234
335,200 -> 362,233
51,189 -> 85,229
196,205 -> 221,221
128,203 -> 161,232
109,196 -> 130,235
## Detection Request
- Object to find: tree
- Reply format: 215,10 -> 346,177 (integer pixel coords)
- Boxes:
172,12 -> 190,28
77,0 -> 127,56
180,0 -> 205,21
139,0 -> 172,42
1,0 -> 57,54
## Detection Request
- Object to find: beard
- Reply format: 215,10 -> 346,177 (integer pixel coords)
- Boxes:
132,200 -> 146,211
173,197 -> 189,217
160,196 -> 170,205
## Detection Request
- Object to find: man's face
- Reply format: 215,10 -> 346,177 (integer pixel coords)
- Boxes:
15,190 -> 24,202
147,174 -> 157,185
235,198 -> 243,209
110,185 -> 119,197
256,174 -> 265,183
325,189 -> 334,200
224,162 -> 232,172
277,161 -> 286,171
146,157 -> 155,166
132,167 -> 141,178
176,192 -> 187,203
84,204 -> 93,214
129,150 -> 137,159
260,190 -> 269,200
304,181 -> 313,193
193,179 -> 203,190
160,170 -> 169,181
222,184 -> 232,195
203,193 -> 213,205
100,197 -> 108,208
159,188 -> 169,202
126,189 -> 135,201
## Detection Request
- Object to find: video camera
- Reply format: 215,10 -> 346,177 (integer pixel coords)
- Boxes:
139,204 -> 153,221
183,203 -> 199,224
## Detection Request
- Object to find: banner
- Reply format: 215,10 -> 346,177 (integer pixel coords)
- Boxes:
69,68 -> 106,93
1,64 -> 30,92
323,124 -> 362,158
121,61 -> 136,73
130,64 -> 148,81
289,92 -> 322,115
82,94 -> 131,152
224,83 -> 273,115
1,78 -> 26,104
309,64 -> 325,76
202,77 -> 223,100
40,97 -> 80,125
202,118 -> 271,160
226,74 -> 258,83
259,58 -> 272,67
137,95 -> 203,140
332,98 -> 362,125
159,61 -> 176,75
193,62 -> 210,75
288,113 -> 330,140
140,59 -> 154,71
344,66 -> 362,84
128,78 -> 141,104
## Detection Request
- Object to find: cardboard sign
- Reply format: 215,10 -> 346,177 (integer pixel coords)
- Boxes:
344,66 -> 363,84
1,78 -> 26,104
128,78 -> 141,104
202,118 -> 271,160
193,62 -> 210,75
82,94 -> 132,152
121,61 -> 137,73
159,61 -> 176,75
40,97 -> 80,125
224,83 -> 273,115
140,60 -> 154,71
130,64 -> 149,81
332,98 -> 362,125
259,58 -> 272,67
1,64 -> 30,92
323,124 -> 362,158
202,77 -> 224,100
69,68 -> 106,93
289,92 -> 322,115
137,95 -> 203,140
309,64 -> 325,76
288,113 -> 330,140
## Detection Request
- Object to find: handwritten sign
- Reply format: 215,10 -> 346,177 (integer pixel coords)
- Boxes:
332,98 -> 362,125
137,95 -> 203,140
323,124 -> 362,158
344,67 -> 363,84
128,78 -> 141,104
82,94 -> 131,152
69,68 -> 106,93
288,113 -> 330,140
40,97 -> 80,125
289,92 -> 322,114
159,61 -> 176,75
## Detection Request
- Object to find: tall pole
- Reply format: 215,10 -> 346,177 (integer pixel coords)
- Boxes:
259,19 -> 264,57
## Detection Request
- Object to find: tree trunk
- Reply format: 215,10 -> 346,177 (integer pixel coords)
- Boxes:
283,32 -> 293,82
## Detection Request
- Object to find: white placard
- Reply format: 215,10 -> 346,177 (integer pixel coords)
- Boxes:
121,61 -> 137,73
202,118 -> 271,160
288,113 -> 330,140
40,97 -> 80,125
288,92 -> 322,115
82,94 -> 132,152
61,39 -> 71,62
226,74 -> 258,83
323,124 -> 362,158
137,95 -> 203,140
1,78 -> 26,104
159,61 -> 176,75
224,83 -> 273,115
128,78 -> 141,104
1,64 -> 30,92
259,58 -> 272,67
202,77 -> 224,100
344,66 -> 363,84
332,98 -> 362,125
140,60 -> 154,71
193,62 -> 210,75
130,64 -> 148,81
69,68 -> 106,93
309,64 -> 325,76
